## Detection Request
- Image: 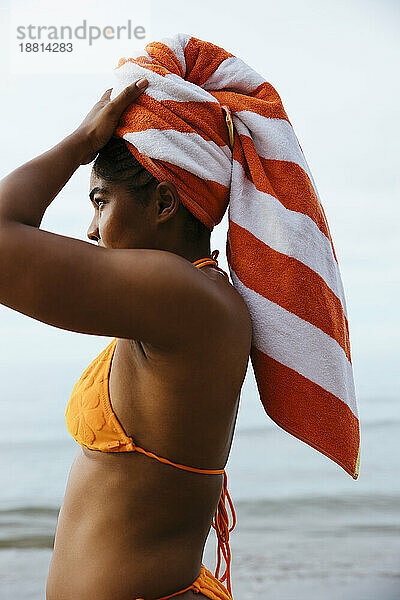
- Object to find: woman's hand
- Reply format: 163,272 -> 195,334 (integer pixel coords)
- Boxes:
73,77 -> 149,165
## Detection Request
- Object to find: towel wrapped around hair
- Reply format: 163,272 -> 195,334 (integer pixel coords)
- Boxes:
109,33 -> 360,481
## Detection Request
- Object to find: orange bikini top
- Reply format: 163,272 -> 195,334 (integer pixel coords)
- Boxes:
65,250 -> 236,596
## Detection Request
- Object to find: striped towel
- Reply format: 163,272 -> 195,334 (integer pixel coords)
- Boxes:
110,33 -> 360,480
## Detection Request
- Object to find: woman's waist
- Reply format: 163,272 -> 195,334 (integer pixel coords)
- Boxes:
62,446 -> 222,536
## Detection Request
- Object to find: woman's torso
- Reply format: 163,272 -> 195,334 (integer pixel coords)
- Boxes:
46,265 -> 252,600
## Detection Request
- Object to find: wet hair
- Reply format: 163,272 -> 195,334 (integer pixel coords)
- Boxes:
93,137 -> 210,241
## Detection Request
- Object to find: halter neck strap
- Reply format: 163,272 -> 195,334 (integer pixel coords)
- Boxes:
192,250 -> 229,280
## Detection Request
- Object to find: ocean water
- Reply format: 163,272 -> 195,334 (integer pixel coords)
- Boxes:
0,361 -> 399,600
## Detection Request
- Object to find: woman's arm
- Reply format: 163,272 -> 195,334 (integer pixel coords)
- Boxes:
0,79 -> 223,346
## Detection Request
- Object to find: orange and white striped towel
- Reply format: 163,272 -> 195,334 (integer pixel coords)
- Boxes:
110,33 -> 360,480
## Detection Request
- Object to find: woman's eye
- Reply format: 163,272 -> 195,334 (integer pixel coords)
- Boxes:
95,199 -> 105,208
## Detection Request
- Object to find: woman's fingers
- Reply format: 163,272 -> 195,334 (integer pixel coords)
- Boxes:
135,78 -> 149,89
100,88 -> 113,101
109,79 -> 148,113
74,78 -> 149,164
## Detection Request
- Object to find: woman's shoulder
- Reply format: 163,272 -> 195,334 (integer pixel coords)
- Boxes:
144,267 -> 252,377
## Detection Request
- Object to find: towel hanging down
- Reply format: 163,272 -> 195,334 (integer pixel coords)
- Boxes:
109,33 -> 360,480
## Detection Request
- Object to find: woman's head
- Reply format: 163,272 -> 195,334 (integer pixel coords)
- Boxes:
88,137 -> 210,252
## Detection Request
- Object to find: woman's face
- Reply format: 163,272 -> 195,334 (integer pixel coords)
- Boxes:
87,171 -> 156,249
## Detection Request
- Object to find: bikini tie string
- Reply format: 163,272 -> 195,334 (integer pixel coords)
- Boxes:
211,249 -> 220,262
211,470 -> 236,597
192,250 -> 230,281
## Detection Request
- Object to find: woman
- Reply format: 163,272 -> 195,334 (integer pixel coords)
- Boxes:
0,78 -> 252,600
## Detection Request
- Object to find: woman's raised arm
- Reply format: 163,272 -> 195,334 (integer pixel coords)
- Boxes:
0,78 -> 223,347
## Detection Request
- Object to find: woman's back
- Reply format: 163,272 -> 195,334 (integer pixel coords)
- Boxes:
46,263 -> 252,600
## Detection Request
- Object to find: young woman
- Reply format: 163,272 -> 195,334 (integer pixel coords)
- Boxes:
0,78 -> 252,599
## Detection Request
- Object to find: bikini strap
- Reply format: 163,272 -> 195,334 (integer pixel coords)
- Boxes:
192,249 -> 230,280
211,470 -> 236,597
131,444 -> 225,475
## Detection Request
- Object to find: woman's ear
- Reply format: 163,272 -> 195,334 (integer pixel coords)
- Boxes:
154,181 -> 180,223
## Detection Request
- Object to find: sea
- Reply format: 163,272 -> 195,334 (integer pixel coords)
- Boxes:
0,356 -> 399,600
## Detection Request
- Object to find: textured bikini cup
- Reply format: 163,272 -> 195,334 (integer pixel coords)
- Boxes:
65,337 -> 135,452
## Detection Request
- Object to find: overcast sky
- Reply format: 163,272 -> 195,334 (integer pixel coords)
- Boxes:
0,0 -> 398,413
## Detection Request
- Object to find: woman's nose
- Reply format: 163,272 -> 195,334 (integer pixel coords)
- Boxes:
87,217 -> 99,242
